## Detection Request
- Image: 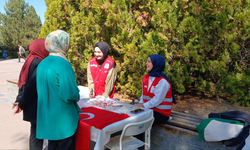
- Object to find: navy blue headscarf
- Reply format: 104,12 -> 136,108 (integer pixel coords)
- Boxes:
148,54 -> 176,104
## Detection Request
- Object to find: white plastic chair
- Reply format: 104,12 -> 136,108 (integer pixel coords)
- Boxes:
105,117 -> 155,150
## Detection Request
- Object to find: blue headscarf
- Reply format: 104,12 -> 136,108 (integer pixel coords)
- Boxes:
148,54 -> 176,104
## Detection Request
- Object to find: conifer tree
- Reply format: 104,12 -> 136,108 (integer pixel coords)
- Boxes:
21,5 -> 42,47
0,0 -> 41,50
0,0 -> 27,49
0,31 -> 3,48
38,0 -> 79,39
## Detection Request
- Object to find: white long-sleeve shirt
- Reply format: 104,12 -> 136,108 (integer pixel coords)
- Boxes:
139,76 -> 170,109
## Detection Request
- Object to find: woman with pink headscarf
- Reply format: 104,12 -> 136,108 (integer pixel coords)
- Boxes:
12,39 -> 49,150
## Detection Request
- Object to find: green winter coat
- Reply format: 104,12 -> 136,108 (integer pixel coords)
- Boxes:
36,55 -> 81,140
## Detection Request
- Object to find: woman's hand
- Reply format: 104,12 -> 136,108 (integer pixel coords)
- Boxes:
89,93 -> 95,98
89,88 -> 95,98
134,103 -> 144,108
12,102 -> 22,115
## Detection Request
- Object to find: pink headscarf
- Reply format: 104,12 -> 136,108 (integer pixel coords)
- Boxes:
18,39 -> 49,89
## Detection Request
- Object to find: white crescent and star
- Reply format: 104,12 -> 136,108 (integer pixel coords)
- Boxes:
80,112 -> 95,121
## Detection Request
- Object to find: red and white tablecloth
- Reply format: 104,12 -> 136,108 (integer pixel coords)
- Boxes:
76,100 -> 154,150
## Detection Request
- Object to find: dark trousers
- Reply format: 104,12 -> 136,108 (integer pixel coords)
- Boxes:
30,122 -> 44,150
152,111 -> 169,127
18,53 -> 26,62
48,134 -> 75,150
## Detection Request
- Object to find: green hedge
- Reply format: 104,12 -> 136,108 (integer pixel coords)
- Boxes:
39,0 -> 250,106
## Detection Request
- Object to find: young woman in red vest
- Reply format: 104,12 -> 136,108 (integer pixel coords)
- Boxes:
87,42 -> 117,98
135,54 -> 176,126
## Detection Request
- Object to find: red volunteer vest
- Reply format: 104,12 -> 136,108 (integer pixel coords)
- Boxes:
142,74 -> 173,117
89,56 -> 115,98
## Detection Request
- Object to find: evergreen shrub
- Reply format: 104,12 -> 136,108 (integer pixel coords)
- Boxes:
39,0 -> 250,106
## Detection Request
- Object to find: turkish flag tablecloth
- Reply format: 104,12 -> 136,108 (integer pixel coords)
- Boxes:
75,106 -> 130,150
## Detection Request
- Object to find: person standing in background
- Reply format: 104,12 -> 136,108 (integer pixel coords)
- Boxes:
2,50 -> 7,59
18,43 -> 26,62
36,30 -> 81,150
12,39 -> 49,150
87,42 -> 117,98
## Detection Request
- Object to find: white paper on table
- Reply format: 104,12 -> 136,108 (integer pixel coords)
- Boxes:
77,99 -> 91,108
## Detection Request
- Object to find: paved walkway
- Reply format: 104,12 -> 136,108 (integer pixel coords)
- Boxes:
0,58 -> 30,149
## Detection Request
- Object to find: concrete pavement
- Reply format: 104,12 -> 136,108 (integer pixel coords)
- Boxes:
0,58 -> 30,149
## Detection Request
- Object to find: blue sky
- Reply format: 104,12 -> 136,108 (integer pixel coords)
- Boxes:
0,0 -> 47,24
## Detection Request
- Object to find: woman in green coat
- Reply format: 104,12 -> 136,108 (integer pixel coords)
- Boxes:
36,30 -> 81,150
